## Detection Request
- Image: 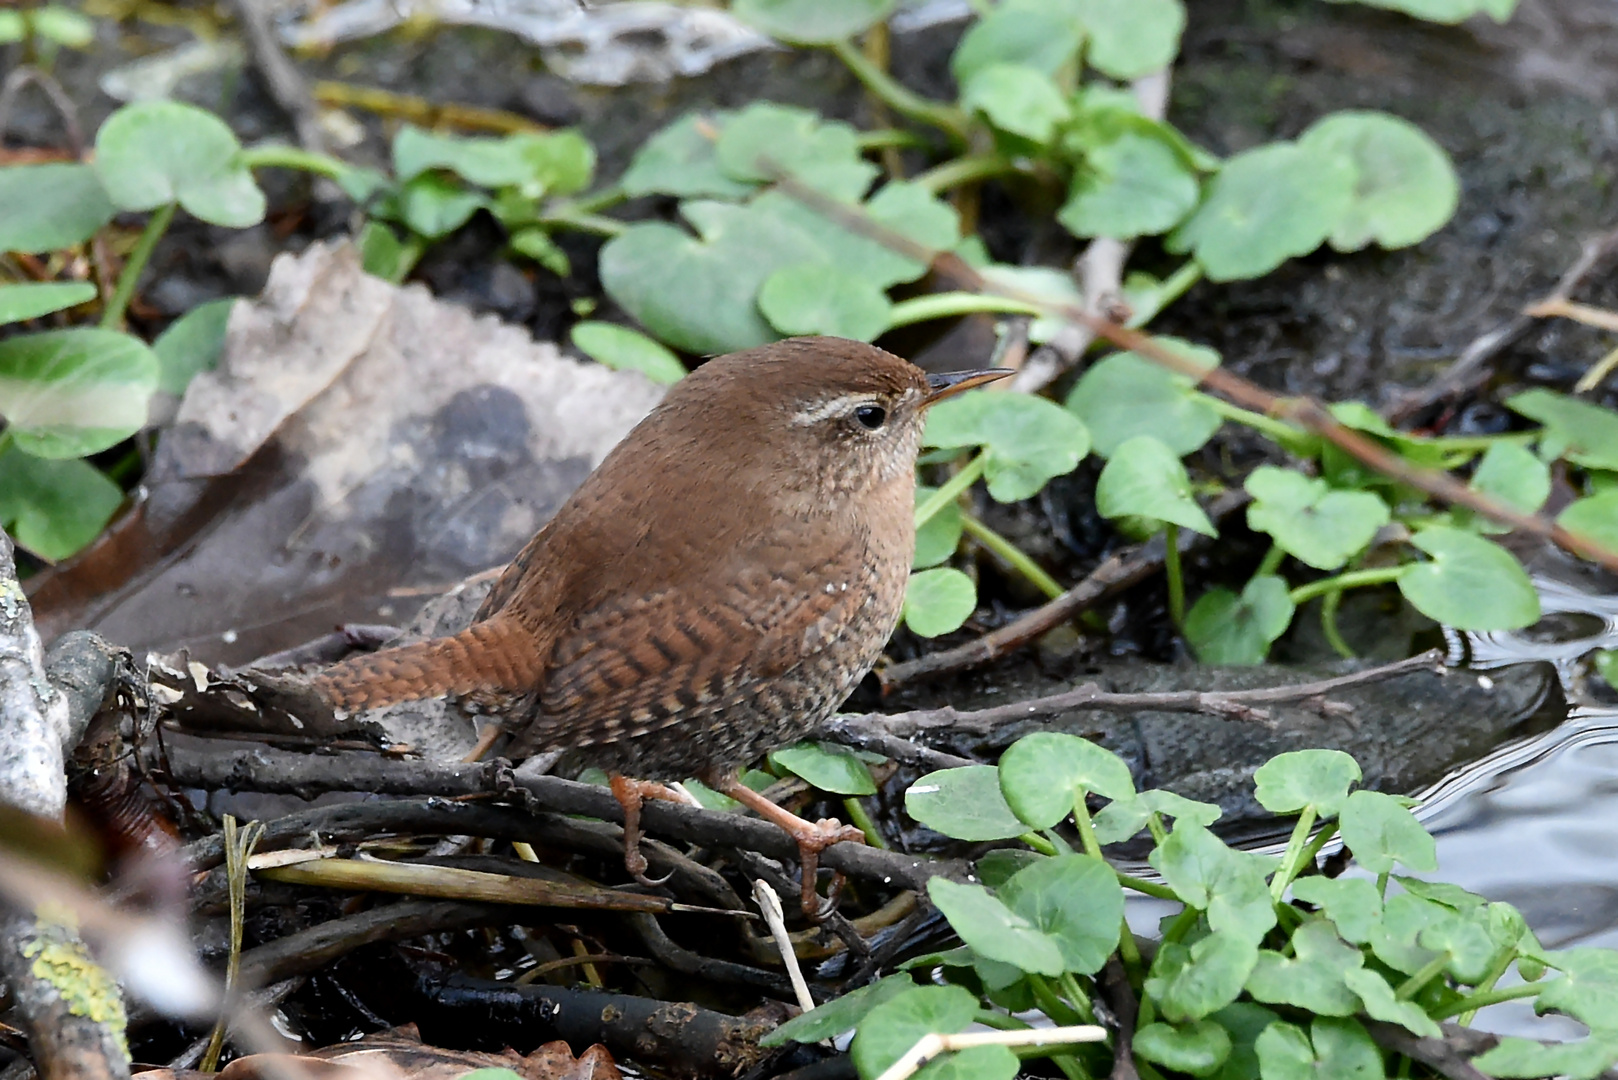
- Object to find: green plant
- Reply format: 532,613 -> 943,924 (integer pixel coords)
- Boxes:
763,740 -> 1618,1080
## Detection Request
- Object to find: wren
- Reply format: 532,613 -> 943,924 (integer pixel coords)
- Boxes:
307,336 -> 1009,911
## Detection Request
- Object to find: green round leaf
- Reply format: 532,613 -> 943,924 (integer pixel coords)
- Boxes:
1508,388 -> 1618,471
732,0 -> 896,44
0,9 -> 22,41
1094,789 -> 1223,844
1536,948 -> 1618,1030
769,741 -> 878,796
1148,821 -> 1278,944
758,263 -> 893,341
1466,440 -> 1550,533
1184,576 -> 1295,665
1253,749 -> 1361,817
1342,968 -> 1442,1039
620,112 -> 755,200
950,1 -> 1085,85
0,328 -> 159,458
1071,0 -> 1186,79
1398,526 -> 1540,630
1289,877 -> 1383,946
903,567 -> 977,637
1060,130 -> 1201,240
1134,1021 -> 1233,1077
93,101 -> 265,227
1000,854 -> 1125,974
1300,111 -> 1459,251
600,205 -> 817,355
998,731 -> 1136,829
913,486 -> 964,569
1066,342 -> 1221,457
924,389 -> 1091,502
1167,142 -> 1354,282
1473,1036 -> 1618,1080
0,282 -> 96,326
1338,789 -> 1436,874
0,163 -> 116,254
1558,489 -> 1618,554
1095,435 -> 1215,534
1146,933 -> 1261,1023
763,974 -> 915,1047
31,5 -> 95,47
570,321 -> 686,385
1343,0 -> 1515,21
905,766 -> 1027,842
850,983 -> 980,1080
961,63 -> 1071,143
1245,466 -> 1390,571
358,221 -> 409,283
912,1045 -> 1020,1080
153,297 -> 234,396
715,103 -> 877,200
1245,920 -> 1363,1016
510,228 -> 572,277
396,173 -> 485,239
0,446 -> 122,561
926,878 -> 1066,977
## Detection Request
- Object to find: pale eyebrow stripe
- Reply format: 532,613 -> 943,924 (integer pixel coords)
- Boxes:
790,393 -> 878,426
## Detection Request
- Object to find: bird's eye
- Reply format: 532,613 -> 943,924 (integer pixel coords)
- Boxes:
854,405 -> 887,430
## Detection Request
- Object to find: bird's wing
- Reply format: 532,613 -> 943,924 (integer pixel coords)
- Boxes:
514,554 -> 877,752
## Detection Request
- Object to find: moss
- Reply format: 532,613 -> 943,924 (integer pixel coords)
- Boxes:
21,920 -> 130,1059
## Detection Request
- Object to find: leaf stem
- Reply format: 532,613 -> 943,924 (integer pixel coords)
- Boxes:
1127,261 -> 1204,327
1058,972 -> 1098,1024
857,128 -> 928,152
827,39 -> 971,142
1256,543 -> 1286,578
1431,981 -> 1542,1020
538,208 -> 626,237
1395,953 -> 1452,1001
961,513 -> 1064,600
1459,950 -> 1516,1025
1296,820 -> 1340,872
975,1008 -> 1033,1031
567,184 -> 628,215
1200,396 -> 1312,448
1163,524 -> 1185,630
100,200 -> 175,330
916,452 -> 987,527
237,144 -> 353,180
1270,805 -> 1318,902
1021,832 -> 1061,856
1288,567 -> 1406,607
840,796 -> 889,849
1071,793 -> 1102,858
1115,871 -> 1177,901
912,153 -> 1019,194
1029,974 -> 1085,1026
886,291 -> 1045,330
1321,588 -> 1355,659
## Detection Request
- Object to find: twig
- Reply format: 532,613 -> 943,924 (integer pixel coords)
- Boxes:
0,67 -> 85,153
763,169 -> 1618,574
229,0 -> 327,153
816,723 -> 976,770
157,742 -> 970,893
1388,224 -> 1618,422
1360,1020 -> 1495,1080
879,491 -> 1246,689
854,649 -> 1442,737
627,913 -> 804,999
874,1025 -> 1108,1080
1099,956 -> 1140,1080
754,880 -> 815,1013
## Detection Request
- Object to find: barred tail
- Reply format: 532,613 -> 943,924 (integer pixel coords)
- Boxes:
309,617 -> 540,711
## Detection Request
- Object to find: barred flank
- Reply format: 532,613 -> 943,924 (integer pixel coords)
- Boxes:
309,619 -> 537,710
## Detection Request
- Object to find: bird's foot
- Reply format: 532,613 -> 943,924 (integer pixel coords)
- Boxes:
712,776 -> 866,920
609,773 -> 686,887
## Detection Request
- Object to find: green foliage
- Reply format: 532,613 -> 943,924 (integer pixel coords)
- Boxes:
153,298 -> 234,396
769,741 -> 878,795
765,737 -> 1615,1080
0,165 -> 115,253
0,329 -> 159,458
0,283 -> 97,325
94,101 -> 266,227
569,322 -> 687,385
903,566 -> 976,637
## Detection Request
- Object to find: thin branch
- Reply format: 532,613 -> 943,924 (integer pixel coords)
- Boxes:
879,491 -> 1247,689
761,169 -> 1618,575
1388,223 -> 1618,422
229,0 -> 328,153
851,650 -> 1442,738
158,742 -> 970,892
875,1025 -> 1108,1080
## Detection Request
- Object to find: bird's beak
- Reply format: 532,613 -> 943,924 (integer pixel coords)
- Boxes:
923,368 -> 1015,407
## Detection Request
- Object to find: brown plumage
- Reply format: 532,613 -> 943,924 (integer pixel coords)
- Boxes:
308,336 -> 1007,906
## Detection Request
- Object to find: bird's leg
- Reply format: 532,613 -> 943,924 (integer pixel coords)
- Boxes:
710,773 -> 866,919
609,773 -> 687,887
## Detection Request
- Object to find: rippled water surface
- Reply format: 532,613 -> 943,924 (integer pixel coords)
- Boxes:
1385,577 -> 1618,1035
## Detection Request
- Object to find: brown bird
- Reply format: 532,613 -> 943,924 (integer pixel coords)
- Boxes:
308,336 -> 1008,912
